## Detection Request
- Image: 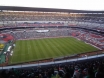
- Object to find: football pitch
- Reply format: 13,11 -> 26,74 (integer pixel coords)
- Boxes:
9,37 -> 98,64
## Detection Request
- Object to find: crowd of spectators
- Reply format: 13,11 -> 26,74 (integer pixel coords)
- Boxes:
0,57 -> 104,78
0,12 -> 104,22
70,29 -> 104,49
8,28 -> 70,40
3,28 -> 103,49
16,22 -> 65,27
0,12 -> 70,21
0,11 -> 104,32
1,22 -> 65,28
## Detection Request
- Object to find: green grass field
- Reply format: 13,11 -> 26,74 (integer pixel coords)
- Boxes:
9,37 -> 98,64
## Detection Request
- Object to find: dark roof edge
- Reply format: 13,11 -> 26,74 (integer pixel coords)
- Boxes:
0,6 -> 104,13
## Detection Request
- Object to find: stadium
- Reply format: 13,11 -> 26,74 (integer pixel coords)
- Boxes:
0,4 -> 104,78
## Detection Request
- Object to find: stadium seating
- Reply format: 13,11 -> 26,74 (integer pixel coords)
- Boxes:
16,22 -> 64,27
0,57 -> 104,78
0,11 -> 104,32
7,28 -> 104,49
70,29 -> 104,49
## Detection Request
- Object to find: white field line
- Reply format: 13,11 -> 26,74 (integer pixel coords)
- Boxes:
85,42 -> 102,50
10,54 -> 67,64
73,37 -> 102,50
28,41 -> 34,58
32,40 -> 38,58
27,42 -> 31,55
11,43 -> 20,63
18,36 -> 70,41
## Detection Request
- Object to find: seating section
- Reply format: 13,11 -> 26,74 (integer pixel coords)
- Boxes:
9,28 -> 70,40
4,28 -> 103,49
0,11 -> 104,32
0,57 -> 104,78
0,34 -> 14,42
16,22 -> 64,27
70,29 -> 104,49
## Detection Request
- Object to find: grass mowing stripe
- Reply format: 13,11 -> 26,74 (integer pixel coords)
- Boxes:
51,39 -> 63,57
39,39 -> 48,59
63,38 -> 77,55
36,40 -> 44,59
31,39 -> 38,60
65,38 -> 93,53
9,37 -> 98,64
26,40 -> 31,60
54,38 -> 68,56
36,39 -> 45,59
44,39 -> 54,57
22,40 -> 27,62
44,38 -> 59,58
73,38 -> 98,51
47,39 -> 61,57
42,40 -> 52,58
58,38 -> 75,55
29,40 -> 35,59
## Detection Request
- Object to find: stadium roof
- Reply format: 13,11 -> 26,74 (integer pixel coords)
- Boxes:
0,6 -> 104,13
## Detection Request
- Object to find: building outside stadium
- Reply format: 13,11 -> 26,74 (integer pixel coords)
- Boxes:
0,6 -> 104,68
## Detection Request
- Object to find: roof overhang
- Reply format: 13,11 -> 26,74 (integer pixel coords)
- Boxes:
0,6 -> 104,13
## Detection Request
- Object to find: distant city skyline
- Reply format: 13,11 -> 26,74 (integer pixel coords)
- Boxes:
0,0 -> 104,11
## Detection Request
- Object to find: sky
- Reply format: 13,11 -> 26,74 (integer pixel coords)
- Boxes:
0,0 -> 104,11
